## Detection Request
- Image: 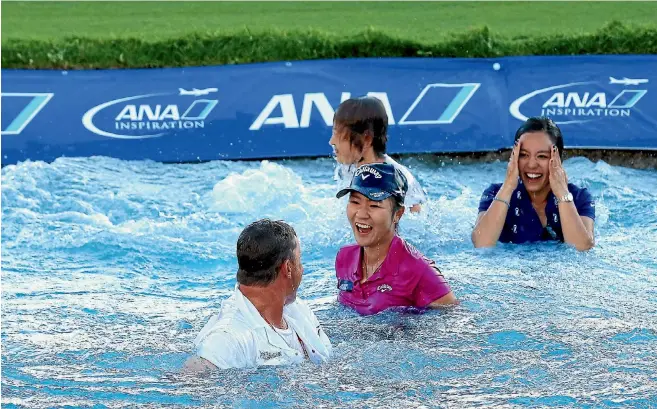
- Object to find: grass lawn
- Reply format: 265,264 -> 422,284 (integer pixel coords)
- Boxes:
2,1 -> 656,42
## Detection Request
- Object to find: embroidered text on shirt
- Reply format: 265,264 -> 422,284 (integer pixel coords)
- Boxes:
260,351 -> 283,361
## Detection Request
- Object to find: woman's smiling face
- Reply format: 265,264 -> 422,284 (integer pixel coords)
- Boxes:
346,192 -> 397,248
517,131 -> 553,194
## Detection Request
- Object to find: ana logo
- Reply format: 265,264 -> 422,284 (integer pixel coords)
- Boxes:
510,77 -> 648,125
1,93 -> 54,135
82,88 -> 219,139
249,82 -> 480,131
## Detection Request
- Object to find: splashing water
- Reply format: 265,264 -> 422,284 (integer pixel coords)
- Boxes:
2,156 -> 656,408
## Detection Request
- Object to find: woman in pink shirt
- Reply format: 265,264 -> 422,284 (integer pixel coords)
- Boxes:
335,163 -> 458,315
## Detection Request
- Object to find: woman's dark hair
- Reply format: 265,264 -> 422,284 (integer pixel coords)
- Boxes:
390,196 -> 404,234
389,167 -> 408,232
514,116 -> 564,158
236,219 -> 297,286
333,96 -> 388,156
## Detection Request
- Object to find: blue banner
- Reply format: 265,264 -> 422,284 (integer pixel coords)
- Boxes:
2,55 -> 656,165
506,55 -> 657,150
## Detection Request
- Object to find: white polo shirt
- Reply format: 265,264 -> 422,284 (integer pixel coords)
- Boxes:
193,285 -> 333,369
334,155 -> 427,208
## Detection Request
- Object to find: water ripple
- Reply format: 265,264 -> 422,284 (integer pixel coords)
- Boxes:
2,155 -> 656,408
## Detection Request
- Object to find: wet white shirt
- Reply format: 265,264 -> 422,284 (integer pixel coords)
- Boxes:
193,285 -> 332,369
271,325 -> 306,357
334,155 -> 427,208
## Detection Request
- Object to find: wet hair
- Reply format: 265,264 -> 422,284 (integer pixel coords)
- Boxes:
514,116 -> 564,158
333,96 -> 388,157
390,196 -> 404,233
392,197 -> 403,216
390,167 -> 408,230
236,219 -> 297,286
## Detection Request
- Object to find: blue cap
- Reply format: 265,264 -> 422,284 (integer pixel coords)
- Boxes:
336,163 -> 408,203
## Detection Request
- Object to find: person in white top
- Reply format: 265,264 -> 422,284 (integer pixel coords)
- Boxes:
329,96 -> 427,213
182,219 -> 333,372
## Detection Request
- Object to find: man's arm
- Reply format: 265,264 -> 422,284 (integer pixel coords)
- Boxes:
181,331 -> 251,373
181,355 -> 218,374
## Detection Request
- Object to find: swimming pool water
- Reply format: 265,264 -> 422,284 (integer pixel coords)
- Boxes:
2,156 -> 656,408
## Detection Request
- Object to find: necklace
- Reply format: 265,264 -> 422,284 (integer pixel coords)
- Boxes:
265,316 -> 288,330
362,251 -> 384,278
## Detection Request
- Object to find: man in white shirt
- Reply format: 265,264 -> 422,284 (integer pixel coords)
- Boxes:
182,219 -> 332,372
329,96 -> 427,213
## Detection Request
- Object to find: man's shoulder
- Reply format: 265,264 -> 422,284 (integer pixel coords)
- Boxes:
384,155 -> 416,179
196,325 -> 252,346
334,163 -> 355,185
284,297 -> 317,320
195,297 -> 258,345
193,320 -> 257,369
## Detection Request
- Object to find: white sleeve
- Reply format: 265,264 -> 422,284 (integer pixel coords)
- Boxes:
405,176 -> 427,206
397,166 -> 427,206
196,330 -> 255,369
383,155 -> 427,207
334,163 -> 355,190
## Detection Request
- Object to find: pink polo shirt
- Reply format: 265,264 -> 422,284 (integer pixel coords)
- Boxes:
335,235 -> 452,316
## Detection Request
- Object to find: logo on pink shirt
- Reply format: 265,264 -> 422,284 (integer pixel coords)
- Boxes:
377,284 -> 393,292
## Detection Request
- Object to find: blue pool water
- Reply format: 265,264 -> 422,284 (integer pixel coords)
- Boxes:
2,155 -> 656,408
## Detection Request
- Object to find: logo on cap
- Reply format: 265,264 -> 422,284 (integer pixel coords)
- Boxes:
354,166 -> 383,179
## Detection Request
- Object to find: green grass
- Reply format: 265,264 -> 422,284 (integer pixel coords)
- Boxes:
3,1 -> 657,42
4,1 -> 656,69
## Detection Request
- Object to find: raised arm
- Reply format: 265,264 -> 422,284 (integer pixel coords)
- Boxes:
548,145 -> 595,251
472,142 -> 520,247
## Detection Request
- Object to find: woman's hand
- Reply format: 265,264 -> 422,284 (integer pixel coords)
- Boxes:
549,145 -> 569,198
502,140 -> 520,192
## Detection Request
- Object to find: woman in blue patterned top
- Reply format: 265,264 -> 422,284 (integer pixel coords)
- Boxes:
471,117 -> 595,251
